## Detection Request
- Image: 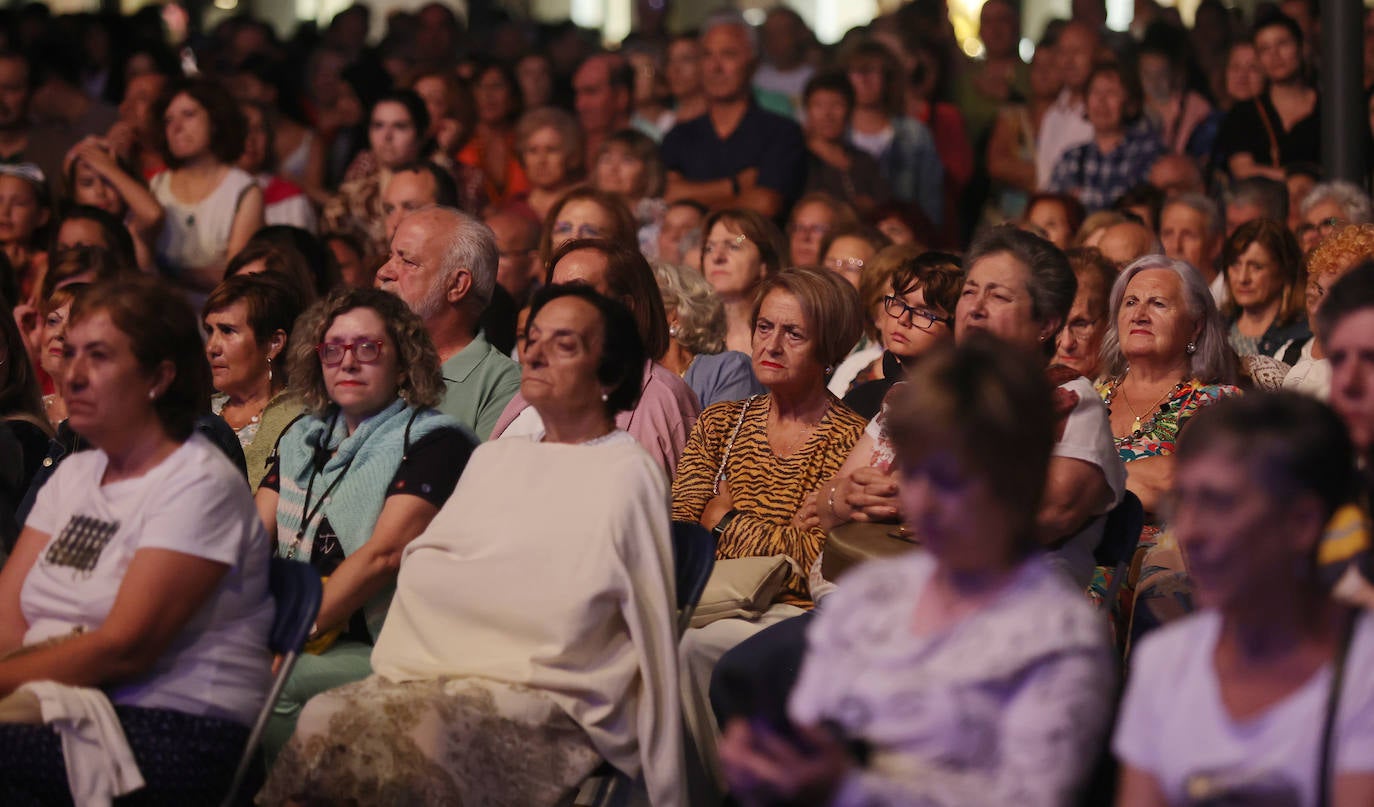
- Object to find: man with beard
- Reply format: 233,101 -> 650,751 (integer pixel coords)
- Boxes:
376,205 -> 520,440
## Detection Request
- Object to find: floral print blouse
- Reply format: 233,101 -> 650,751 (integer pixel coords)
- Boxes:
1096,378 -> 1240,464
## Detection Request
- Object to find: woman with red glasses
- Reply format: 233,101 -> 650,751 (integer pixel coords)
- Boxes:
253,287 -> 476,762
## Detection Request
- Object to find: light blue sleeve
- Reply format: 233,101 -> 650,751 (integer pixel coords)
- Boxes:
685,352 -> 766,409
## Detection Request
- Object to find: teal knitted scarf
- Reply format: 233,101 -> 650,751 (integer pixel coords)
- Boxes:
275,398 -> 458,638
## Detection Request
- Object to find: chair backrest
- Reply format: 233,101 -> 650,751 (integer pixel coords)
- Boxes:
220,558 -> 322,807
1095,491 -> 1144,569
671,520 -> 715,637
267,556 -> 324,655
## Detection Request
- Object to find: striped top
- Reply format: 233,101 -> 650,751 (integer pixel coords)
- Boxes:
671,394 -> 867,608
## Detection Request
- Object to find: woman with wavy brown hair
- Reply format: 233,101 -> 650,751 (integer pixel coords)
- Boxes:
255,287 -> 478,761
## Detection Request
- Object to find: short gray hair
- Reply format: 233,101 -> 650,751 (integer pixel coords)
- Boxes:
701,11 -> 758,59
1164,192 -> 1223,241
427,205 -> 499,311
1226,176 -> 1288,223
654,262 -> 725,355
1299,180 -> 1374,225
1099,255 -> 1237,385
965,225 -> 1076,358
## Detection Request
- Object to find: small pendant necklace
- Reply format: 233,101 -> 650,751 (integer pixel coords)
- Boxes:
1105,374 -> 1187,440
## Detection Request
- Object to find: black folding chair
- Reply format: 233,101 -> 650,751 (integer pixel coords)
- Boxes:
220,558 -> 322,807
578,521 -> 716,807
1095,490 -> 1145,613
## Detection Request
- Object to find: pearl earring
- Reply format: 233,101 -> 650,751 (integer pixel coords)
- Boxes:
1186,341 -> 1196,355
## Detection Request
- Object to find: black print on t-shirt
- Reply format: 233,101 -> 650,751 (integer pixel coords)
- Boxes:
44,514 -> 120,572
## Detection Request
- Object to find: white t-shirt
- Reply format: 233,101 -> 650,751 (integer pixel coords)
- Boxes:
23,433 -> 274,726
849,126 -> 895,161
1035,89 -> 1092,190
1049,376 -> 1127,587
1115,610 -> 1374,806
1284,339 -> 1331,402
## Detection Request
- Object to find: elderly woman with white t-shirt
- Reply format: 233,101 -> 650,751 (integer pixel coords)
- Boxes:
0,277 -> 273,804
1115,393 -> 1374,807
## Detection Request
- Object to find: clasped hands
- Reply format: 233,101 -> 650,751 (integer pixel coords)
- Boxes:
793,467 -> 899,531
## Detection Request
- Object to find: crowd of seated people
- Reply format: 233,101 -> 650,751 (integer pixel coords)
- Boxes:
1,0 -> 1374,805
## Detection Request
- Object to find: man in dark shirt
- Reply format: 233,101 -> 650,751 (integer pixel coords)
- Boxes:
661,14 -> 805,219
0,51 -> 81,192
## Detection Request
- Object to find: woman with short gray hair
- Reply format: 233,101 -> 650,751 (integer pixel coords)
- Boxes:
1297,180 -> 1374,252
654,262 -> 764,407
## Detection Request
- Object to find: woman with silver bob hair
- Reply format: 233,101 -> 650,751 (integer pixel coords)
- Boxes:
1099,255 -> 1237,390
654,262 -> 764,407
1095,255 -> 1242,642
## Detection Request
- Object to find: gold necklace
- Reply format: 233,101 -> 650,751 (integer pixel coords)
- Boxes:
1107,374 -> 1187,435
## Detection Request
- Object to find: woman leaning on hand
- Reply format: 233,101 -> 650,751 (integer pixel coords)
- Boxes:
671,266 -> 867,795
0,277 -> 273,803
256,287 -> 478,760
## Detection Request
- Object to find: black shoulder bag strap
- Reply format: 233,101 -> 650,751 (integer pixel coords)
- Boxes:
1317,607 -> 1361,807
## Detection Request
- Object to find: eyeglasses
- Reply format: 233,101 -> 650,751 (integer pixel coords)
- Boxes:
703,232 -> 749,256
828,256 -> 865,276
883,295 -> 949,331
1296,216 -> 1345,241
787,223 -> 830,239
552,221 -> 605,240
316,339 -> 384,365
1064,317 -> 1101,339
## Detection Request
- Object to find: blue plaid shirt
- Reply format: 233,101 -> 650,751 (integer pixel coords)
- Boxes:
1047,119 -> 1164,212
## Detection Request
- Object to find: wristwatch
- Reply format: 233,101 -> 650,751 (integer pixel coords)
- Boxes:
713,508 -> 741,539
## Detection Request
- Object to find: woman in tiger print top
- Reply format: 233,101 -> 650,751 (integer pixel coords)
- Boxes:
670,266 -> 866,796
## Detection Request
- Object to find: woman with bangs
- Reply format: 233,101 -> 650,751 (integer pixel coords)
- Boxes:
1222,218 -> 1309,363
149,78 -> 265,309
516,107 -> 584,222
841,248 -> 962,418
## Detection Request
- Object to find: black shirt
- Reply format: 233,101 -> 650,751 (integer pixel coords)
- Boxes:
1215,91 -> 1321,172
660,102 -> 806,203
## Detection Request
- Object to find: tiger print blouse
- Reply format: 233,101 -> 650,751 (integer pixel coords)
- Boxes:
671,394 -> 868,608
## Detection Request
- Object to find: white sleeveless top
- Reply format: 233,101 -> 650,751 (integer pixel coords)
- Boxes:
151,167 -> 256,307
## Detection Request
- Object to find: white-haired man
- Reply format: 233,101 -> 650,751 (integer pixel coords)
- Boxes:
376,206 -> 520,440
